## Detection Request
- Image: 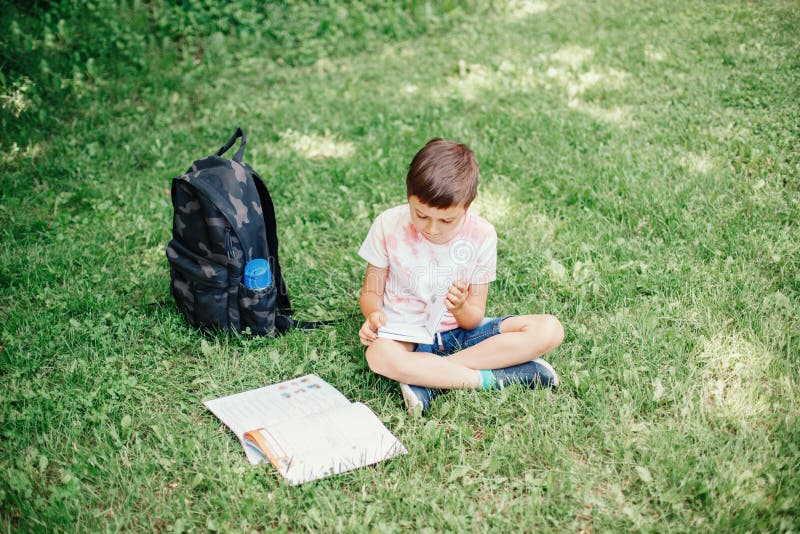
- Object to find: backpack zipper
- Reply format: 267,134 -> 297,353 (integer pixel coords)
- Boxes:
224,227 -> 234,260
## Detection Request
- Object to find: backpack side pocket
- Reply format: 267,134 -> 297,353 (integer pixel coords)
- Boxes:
238,283 -> 277,335
167,239 -> 229,330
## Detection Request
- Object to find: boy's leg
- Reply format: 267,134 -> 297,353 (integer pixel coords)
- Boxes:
446,314 -> 564,371
365,338 -> 481,389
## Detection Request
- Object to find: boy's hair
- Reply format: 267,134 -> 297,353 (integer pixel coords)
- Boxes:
406,138 -> 479,208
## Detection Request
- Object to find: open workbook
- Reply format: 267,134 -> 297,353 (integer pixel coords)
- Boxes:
377,293 -> 447,344
203,375 -> 406,485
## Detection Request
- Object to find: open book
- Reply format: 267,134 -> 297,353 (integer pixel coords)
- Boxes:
203,374 -> 406,485
377,293 -> 447,344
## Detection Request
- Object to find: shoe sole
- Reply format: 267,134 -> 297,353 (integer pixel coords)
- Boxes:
535,358 -> 560,387
400,383 -> 425,417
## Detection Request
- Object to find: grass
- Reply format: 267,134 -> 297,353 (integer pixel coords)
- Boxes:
2,0 -> 799,531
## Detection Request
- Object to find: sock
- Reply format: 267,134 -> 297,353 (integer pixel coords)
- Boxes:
477,369 -> 497,390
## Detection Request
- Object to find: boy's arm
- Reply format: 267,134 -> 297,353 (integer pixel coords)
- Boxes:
360,263 -> 388,318
359,264 -> 388,345
448,282 -> 489,330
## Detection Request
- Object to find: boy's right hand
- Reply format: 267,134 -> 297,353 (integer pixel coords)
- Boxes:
359,311 -> 387,346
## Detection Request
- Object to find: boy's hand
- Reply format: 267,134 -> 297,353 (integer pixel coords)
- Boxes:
445,280 -> 470,312
359,310 -> 387,346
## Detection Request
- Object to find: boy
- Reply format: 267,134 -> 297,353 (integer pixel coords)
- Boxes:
358,138 -> 564,415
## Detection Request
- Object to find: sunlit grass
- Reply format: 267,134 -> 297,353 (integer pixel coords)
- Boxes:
503,0 -> 550,20
1,0 -> 798,531
547,44 -> 594,69
697,332 -> 773,422
277,129 -> 357,160
679,151 -> 717,175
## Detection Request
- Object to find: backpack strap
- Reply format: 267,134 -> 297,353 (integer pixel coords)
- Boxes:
252,169 -> 292,314
275,315 -> 341,333
216,127 -> 247,163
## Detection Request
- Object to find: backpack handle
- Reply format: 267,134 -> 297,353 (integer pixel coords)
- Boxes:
216,127 -> 246,162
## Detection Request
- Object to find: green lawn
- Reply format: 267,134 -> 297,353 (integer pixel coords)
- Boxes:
2,0 -> 798,531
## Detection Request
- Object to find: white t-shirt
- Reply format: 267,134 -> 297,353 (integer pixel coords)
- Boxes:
358,204 -> 497,332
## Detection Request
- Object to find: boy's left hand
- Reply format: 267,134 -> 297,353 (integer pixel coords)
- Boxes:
444,280 -> 469,312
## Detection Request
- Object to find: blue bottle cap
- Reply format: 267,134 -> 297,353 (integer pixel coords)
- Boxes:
244,258 -> 272,289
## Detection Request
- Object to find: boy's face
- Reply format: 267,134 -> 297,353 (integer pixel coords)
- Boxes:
408,195 -> 468,244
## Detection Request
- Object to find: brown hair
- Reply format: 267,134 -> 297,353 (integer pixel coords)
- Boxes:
405,138 -> 479,208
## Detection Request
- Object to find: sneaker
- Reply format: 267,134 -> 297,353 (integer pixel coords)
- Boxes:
400,383 -> 439,416
492,358 -> 560,389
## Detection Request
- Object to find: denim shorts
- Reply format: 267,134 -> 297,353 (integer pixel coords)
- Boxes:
414,316 -> 513,356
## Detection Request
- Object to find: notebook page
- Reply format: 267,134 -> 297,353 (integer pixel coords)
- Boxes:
259,402 -> 407,484
204,374 -> 351,464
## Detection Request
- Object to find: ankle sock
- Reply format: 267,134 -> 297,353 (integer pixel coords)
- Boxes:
477,369 -> 497,390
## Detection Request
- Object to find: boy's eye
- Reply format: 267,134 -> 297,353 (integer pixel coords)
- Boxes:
416,212 -> 428,219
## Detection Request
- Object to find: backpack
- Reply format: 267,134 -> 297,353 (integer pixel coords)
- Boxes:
166,128 -> 292,335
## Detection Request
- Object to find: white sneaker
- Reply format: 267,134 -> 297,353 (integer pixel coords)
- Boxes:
399,383 -> 438,416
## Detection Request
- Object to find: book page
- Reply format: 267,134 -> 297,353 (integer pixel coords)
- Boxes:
423,293 -> 447,333
249,403 -> 407,484
203,374 -> 351,464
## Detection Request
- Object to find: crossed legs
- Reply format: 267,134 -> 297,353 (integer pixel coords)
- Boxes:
364,314 -> 565,389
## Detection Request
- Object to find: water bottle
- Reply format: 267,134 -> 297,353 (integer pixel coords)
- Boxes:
243,258 -> 272,289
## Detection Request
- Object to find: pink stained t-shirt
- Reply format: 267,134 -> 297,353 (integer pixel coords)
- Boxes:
358,203 -> 497,332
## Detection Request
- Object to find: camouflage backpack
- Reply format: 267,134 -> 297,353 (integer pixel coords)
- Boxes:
166,128 -> 292,335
